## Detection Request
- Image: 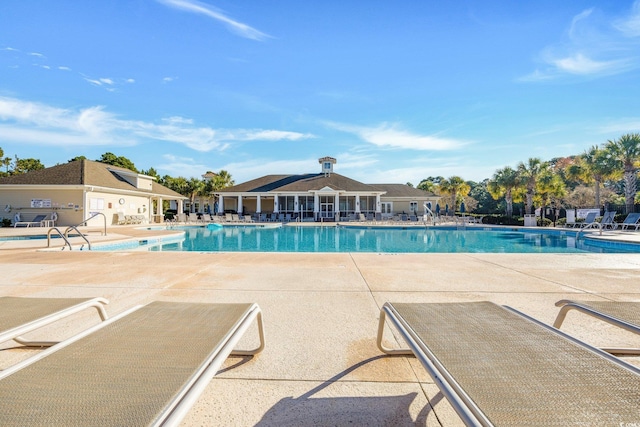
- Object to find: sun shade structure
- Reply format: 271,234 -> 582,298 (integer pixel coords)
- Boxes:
0,296 -> 109,349
554,299 -> 640,355
0,301 -> 265,427
377,301 -> 640,426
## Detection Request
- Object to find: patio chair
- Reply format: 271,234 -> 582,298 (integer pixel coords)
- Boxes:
13,214 -> 48,228
554,299 -> 640,355
377,301 -> 640,426
599,211 -> 616,229
612,212 -> 640,231
574,211 -> 597,228
0,296 -> 109,349
0,301 -> 265,427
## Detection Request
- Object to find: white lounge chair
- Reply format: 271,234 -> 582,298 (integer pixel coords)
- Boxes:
599,211 -> 616,229
0,296 -> 109,349
13,214 -> 48,228
554,299 -> 640,355
0,301 -> 264,426
574,211 -> 597,228
377,301 -> 640,426
613,212 -> 640,230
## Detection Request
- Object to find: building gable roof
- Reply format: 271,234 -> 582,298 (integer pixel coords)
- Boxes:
0,160 -> 186,199
218,173 -> 382,193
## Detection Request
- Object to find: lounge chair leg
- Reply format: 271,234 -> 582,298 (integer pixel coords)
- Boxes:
12,299 -> 109,347
230,307 -> 265,356
376,306 -> 414,356
553,299 -> 640,355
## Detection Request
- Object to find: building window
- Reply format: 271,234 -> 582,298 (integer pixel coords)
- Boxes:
410,201 -> 418,214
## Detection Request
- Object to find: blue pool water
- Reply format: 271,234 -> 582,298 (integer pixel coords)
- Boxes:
114,225 -> 638,253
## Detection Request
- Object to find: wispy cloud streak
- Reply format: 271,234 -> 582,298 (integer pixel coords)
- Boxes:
521,1 -> 640,81
0,97 -> 313,151
156,0 -> 270,41
327,121 -> 466,151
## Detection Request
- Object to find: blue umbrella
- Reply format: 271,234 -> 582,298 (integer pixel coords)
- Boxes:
460,202 -> 465,214
435,203 -> 440,215
445,204 -> 449,215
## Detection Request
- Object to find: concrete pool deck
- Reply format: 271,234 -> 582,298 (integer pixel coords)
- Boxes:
1,224 -> 640,426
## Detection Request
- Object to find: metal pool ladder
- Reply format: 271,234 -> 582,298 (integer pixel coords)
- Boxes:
46,212 -> 107,250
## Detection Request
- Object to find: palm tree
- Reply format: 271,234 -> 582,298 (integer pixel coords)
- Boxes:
488,166 -> 519,217
534,168 -> 566,224
212,170 -> 234,189
517,158 -> 546,215
439,176 -> 470,212
2,157 -> 11,174
185,178 -> 205,213
605,133 -> 640,214
567,146 -> 619,208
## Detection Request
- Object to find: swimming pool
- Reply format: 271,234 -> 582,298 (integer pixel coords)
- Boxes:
99,225 -> 639,253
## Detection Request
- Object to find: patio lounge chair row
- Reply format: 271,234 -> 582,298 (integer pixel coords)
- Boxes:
567,211 -> 640,230
2,295 -> 639,426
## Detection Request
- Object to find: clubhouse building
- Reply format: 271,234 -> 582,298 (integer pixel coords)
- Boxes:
215,157 -> 438,221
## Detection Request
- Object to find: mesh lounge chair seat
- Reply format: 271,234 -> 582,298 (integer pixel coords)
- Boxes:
13,214 -> 48,228
0,296 -> 108,349
613,212 -> 640,230
377,301 -> 640,426
554,299 -> 640,355
0,301 -> 264,427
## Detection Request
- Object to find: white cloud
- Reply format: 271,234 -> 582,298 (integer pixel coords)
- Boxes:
156,0 -> 271,41
615,0 -> 640,36
327,121 -> 465,151
552,53 -> 629,75
0,96 -> 313,152
126,78 -> 135,83
522,3 -> 640,81
162,76 -> 176,83
235,129 -> 314,141
28,52 -> 44,57
58,66 -> 71,71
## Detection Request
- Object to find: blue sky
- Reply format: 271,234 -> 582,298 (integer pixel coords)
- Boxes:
2,1 -> 640,185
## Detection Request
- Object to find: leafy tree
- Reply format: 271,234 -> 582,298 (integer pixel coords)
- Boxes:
439,176 -> 470,212
604,133 -> 640,214
211,170 -> 234,190
566,146 -> 619,208
13,157 -> 45,174
68,156 -> 87,163
185,178 -> 204,213
97,152 -> 138,172
534,168 -> 566,222
141,167 -> 160,180
417,176 -> 443,194
488,166 -> 519,217
1,156 -> 11,175
406,182 -> 414,188
466,179 -> 496,214
517,158 -> 547,215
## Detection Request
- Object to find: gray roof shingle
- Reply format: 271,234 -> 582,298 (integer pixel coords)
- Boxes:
0,160 -> 185,199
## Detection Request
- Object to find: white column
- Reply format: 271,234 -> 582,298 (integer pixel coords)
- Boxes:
314,193 -> 319,220
376,194 -> 381,213
256,195 -> 261,213
237,195 -> 243,214
158,198 -> 163,223
218,196 -> 224,214
274,194 -> 279,213
334,193 -> 340,219
294,195 -> 299,213
355,195 -> 361,213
